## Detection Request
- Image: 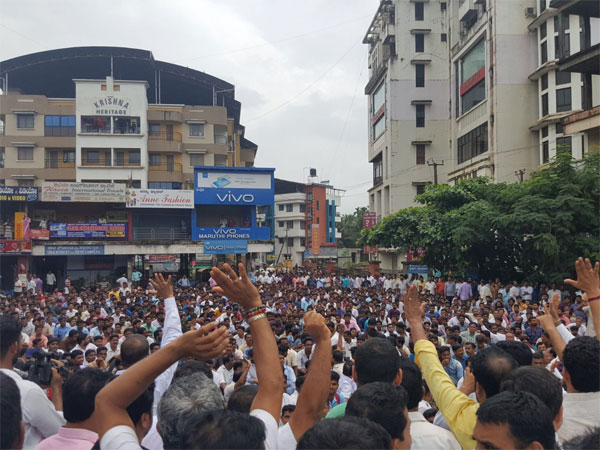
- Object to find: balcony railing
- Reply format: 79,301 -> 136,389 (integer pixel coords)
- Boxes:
45,159 -> 75,169
373,176 -> 383,187
82,157 -> 112,167
114,126 -> 141,135
133,227 -> 189,240
149,162 -> 183,172
148,131 -> 182,141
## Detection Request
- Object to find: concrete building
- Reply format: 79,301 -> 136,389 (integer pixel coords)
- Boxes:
273,179 -> 343,267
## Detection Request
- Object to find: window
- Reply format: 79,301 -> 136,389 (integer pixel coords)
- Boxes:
128,151 -> 141,165
17,179 -> 34,187
278,204 -> 285,211
17,146 -> 34,161
416,144 -> 426,165
540,22 -> 547,40
457,122 -> 488,164
149,123 -> 161,136
149,154 -> 161,166
0,148 -> 4,169
461,80 -> 485,113
189,123 -> 204,137
460,40 -> 486,113
85,150 -> 99,164
287,238 -> 294,247
556,122 -> 564,134
541,74 -> 548,91
556,136 -> 572,155
81,116 -> 110,133
541,41 -> 548,63
542,93 -> 549,116
278,238 -> 284,244
287,221 -> 293,229
63,150 -> 75,163
415,34 -> 424,52
214,155 -> 227,166
300,221 -> 306,230
415,64 -> 425,87
540,0 -> 546,13
299,204 -> 306,213
555,71 -> 571,85
441,33 -> 447,42
148,182 -> 182,189
286,204 -> 293,212
278,221 -> 284,228
372,82 -> 385,116
415,2 -> 424,20
300,238 -> 306,247
44,115 -> 75,136
556,88 -> 571,112
316,200 -> 320,211
316,217 -> 320,224
115,151 -> 125,166
307,207 -> 313,220
189,153 -> 205,166
113,117 -> 140,134
441,2 -> 446,11
373,155 -> 383,186
17,114 -> 35,129
416,184 -> 426,195
373,116 -> 385,140
416,104 -> 425,127
542,126 -> 548,138
542,141 -> 549,163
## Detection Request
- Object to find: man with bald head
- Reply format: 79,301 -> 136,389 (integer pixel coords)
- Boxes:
117,334 -> 149,374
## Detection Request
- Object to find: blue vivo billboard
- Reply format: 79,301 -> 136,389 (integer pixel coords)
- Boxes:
194,167 -> 275,205
203,239 -> 248,254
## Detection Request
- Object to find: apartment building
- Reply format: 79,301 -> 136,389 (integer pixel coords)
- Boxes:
273,179 -> 342,267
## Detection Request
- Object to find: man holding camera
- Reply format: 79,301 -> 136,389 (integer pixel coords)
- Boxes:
0,315 -> 65,448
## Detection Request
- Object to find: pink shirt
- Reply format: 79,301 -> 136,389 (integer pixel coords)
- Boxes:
35,426 -> 98,450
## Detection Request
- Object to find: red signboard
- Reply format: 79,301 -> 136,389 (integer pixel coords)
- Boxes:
460,66 -> 485,96
363,212 -> 377,229
0,240 -> 32,254
30,229 -> 50,240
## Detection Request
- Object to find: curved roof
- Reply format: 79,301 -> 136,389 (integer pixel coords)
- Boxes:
0,46 -> 241,123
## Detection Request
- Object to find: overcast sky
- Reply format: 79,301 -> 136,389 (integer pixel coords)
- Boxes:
0,0 -> 379,213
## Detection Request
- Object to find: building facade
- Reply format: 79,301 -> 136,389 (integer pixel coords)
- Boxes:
0,47 -> 269,289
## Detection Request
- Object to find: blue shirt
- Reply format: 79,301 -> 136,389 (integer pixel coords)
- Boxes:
444,358 -> 464,385
328,391 -> 345,409
54,324 -> 73,340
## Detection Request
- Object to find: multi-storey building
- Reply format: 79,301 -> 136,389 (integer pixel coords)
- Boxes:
273,179 -> 342,267
0,47 -> 270,289
364,0 -> 598,272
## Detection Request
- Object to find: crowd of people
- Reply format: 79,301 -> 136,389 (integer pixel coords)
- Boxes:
1,257 -> 599,449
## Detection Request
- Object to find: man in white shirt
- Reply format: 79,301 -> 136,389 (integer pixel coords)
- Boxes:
216,356 -> 234,385
0,316 -> 65,448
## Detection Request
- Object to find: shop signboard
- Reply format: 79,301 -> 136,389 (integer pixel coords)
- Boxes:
363,212 -> 377,229
30,230 -> 50,240
195,226 -> 269,241
203,239 -> 248,254
407,265 -> 428,275
194,167 -> 274,205
312,225 -> 320,255
144,255 -> 180,272
126,189 -> 194,208
0,240 -> 32,254
41,182 -> 127,202
45,245 -> 105,256
49,223 -> 127,239
0,186 -> 39,202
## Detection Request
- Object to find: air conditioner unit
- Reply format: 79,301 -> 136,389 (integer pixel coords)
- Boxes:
525,7 -> 536,17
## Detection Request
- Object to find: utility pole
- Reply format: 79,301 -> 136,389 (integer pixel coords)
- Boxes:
515,169 -> 526,182
427,159 -> 444,185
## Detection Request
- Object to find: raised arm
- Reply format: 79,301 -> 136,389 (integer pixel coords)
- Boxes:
565,257 -> 600,340
211,263 -> 284,422
289,311 -> 332,440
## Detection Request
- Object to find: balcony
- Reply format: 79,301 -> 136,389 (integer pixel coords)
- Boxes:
373,176 -> 383,187
149,162 -> 183,172
133,227 -> 189,241
148,131 -> 182,153
45,159 -> 75,169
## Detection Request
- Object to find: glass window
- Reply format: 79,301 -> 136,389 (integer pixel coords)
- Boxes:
81,116 -> 110,133
541,41 -> 548,63
373,115 -> 385,140
415,34 -> 424,52
300,221 -> 306,230
415,2 -> 424,20
63,150 -> 75,163
540,0 -> 546,13
416,144 -> 426,164
416,184 -> 426,195
286,204 -> 293,212
556,122 -> 564,134
541,74 -> 548,91
416,64 -> 425,87
287,221 -> 293,229
540,22 -> 547,40
149,154 -> 161,166
17,114 -> 35,129
214,154 -> 227,166
416,104 -> 425,127
441,2 -> 446,11
17,146 -> 34,161
149,123 -> 161,136
556,88 -> 571,112
555,71 -> 571,85
189,153 -> 204,166
86,151 -> 99,164
461,79 -> 485,113
441,33 -> 447,42
114,117 -> 140,134
128,151 -> 141,165
316,200 -> 320,211
542,141 -> 549,163
44,115 -> 75,136
542,93 -> 549,116
18,179 -> 34,187
300,204 -> 306,213
542,126 -> 548,138
461,40 -> 485,84
115,151 -> 125,166
373,155 -> 383,185
278,204 -> 285,211
556,136 -> 572,155
372,83 -> 385,115
278,221 -> 284,228
189,123 -> 204,137
457,122 -> 488,164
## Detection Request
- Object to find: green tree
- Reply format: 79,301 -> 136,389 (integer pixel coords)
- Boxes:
359,152 -> 600,281
338,206 -> 367,248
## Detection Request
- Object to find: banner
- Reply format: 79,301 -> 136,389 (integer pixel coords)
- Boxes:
0,186 -> 39,202
126,189 -> 194,208
144,255 -> 180,272
14,212 -> 26,240
45,245 -> 105,256
0,240 -> 32,254
195,227 -> 270,241
203,239 -> 248,254
41,182 -> 127,202
194,167 -> 274,205
30,229 -> 50,240
407,265 -> 428,275
49,223 -> 127,239
312,225 -> 320,255
363,212 -> 377,229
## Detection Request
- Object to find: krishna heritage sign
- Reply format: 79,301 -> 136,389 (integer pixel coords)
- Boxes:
93,96 -> 130,115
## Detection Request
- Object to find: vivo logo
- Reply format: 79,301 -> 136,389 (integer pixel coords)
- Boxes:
216,191 -> 255,203
212,228 -> 237,234
206,244 -> 226,250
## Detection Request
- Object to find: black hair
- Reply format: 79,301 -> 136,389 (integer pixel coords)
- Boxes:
346,382 -> 409,442
297,416 -> 391,449
330,371 -> 340,382
332,350 -> 344,363
532,351 -> 544,360
423,408 -> 437,421
174,361 -> 213,380
127,383 -> 154,425
63,368 -> 114,422
0,315 -> 22,357
120,334 -> 149,368
354,337 -> 400,385
562,428 -> 600,450
178,409 -> 265,450
470,345 -> 517,399
563,336 -> 600,393
495,341 -> 533,366
0,372 -> 22,449
227,385 -> 258,414
500,366 -> 562,419
295,375 -> 306,392
451,343 -> 462,353
399,357 -> 423,410
281,404 -> 296,415
476,391 -> 555,449
71,349 -> 84,359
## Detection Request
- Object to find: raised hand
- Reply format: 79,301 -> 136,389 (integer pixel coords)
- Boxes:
304,311 -> 331,344
564,257 -> 600,295
402,285 -> 427,323
149,273 -> 173,300
537,312 -> 556,331
547,293 -> 560,321
174,322 -> 230,360
210,263 -> 261,311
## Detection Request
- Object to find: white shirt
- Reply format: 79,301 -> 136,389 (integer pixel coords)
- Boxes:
0,368 -> 65,449
250,409 -> 278,450
217,365 -> 234,385
409,411 -> 461,450
101,425 -> 141,450
558,391 -> 600,443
